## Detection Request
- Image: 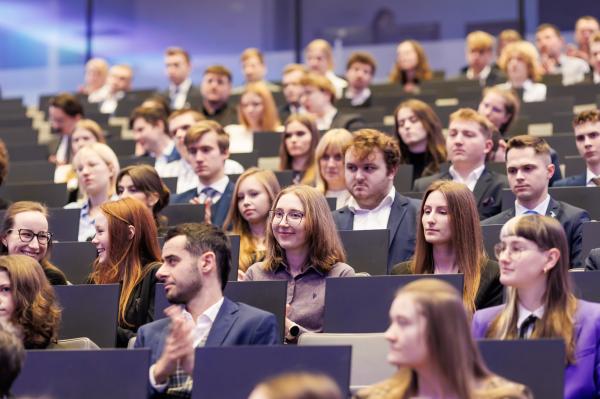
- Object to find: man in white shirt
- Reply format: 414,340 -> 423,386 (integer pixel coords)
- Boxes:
343,51 -> 376,107
414,108 -> 508,220
332,129 -> 420,272
134,223 -> 278,397
99,64 -> 133,114
164,47 -> 198,110
483,135 -> 589,268
47,93 -> 83,165
567,16 -> 600,63
535,23 -> 590,86
130,106 -> 180,177
555,109 -> 600,187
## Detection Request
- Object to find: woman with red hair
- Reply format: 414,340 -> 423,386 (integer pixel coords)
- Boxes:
89,197 -> 162,347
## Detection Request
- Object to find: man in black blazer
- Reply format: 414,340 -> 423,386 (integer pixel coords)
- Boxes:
47,93 -> 83,165
279,63 -> 306,122
413,108 -> 508,219
170,120 -> 235,227
554,109 -> 600,187
135,223 -> 278,398
162,47 -> 201,110
459,31 -> 505,87
585,248 -> 600,270
198,65 -> 237,126
332,129 -> 420,272
483,135 -> 590,268
301,73 -> 365,131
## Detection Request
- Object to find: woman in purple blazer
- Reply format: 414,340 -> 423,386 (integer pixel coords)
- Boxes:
472,214 -> 600,399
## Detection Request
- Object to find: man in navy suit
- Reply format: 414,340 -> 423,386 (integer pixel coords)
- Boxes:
483,135 -> 590,267
170,120 -> 235,227
130,106 -> 180,178
135,223 -> 278,398
554,109 -> 600,187
332,129 -> 420,273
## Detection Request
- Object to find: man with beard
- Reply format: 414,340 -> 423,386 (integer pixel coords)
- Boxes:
135,223 -> 278,398
199,65 -> 237,126
332,129 -> 420,272
343,51 -> 376,107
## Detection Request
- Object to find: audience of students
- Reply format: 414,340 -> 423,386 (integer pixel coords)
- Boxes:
389,40 -> 432,93
280,114 -> 319,185
0,254 -> 61,349
224,168 -> 281,275
473,214 -> 600,399
315,128 -> 353,209
357,278 -> 531,399
226,82 -> 282,153
245,185 -> 355,341
392,181 -> 503,312
0,201 -> 67,285
394,99 -> 447,181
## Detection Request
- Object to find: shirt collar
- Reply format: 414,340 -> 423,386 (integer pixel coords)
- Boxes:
316,106 -> 338,130
182,296 -> 224,325
347,186 -> 396,214
170,78 -> 192,94
153,139 -> 175,158
594,71 -> 600,84
515,194 -> 551,216
586,168 -> 600,184
276,261 -> 325,277
517,302 -> 545,329
448,163 -> 485,182
466,64 -> 491,81
344,87 -> 371,105
197,175 -> 229,196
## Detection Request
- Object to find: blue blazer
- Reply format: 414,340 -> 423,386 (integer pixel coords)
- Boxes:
482,197 -> 590,268
135,297 -> 278,397
472,300 -> 600,399
553,173 -> 587,187
169,181 -> 234,227
332,193 -> 420,273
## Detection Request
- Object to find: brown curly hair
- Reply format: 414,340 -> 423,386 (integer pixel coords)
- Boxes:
0,255 -> 61,349
346,129 -> 401,174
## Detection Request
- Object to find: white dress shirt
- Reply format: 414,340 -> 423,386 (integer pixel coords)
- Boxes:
466,64 -> 491,86
315,107 -> 338,131
517,302 -> 545,339
515,194 -> 551,216
166,159 -> 244,194
448,164 -> 485,192
170,78 -> 192,110
344,87 -> 371,106
154,140 -> 177,178
557,54 -> 590,86
225,124 -> 254,153
497,80 -> 547,103
55,135 -> 70,164
149,297 -> 225,391
325,70 -> 348,99
586,168 -> 600,187
347,186 -> 395,230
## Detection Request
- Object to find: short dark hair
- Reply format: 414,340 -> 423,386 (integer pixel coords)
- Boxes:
204,65 -> 232,83
536,23 -> 562,37
165,223 -> 231,291
346,51 -> 377,74
0,323 -> 25,396
49,93 -> 84,117
129,106 -> 169,135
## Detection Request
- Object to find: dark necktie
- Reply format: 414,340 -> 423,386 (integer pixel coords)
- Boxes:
200,187 -> 217,224
518,314 -> 537,339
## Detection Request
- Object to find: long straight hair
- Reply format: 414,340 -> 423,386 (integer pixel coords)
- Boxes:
314,128 -> 353,193
262,185 -> 346,273
280,114 -> 319,185
411,181 -> 485,313
238,82 -> 281,131
89,197 -> 161,327
389,40 -> 433,84
486,215 -> 577,363
223,168 -> 281,271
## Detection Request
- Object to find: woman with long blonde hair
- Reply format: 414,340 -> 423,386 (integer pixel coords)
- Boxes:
356,278 -> 531,399
473,215 -> 600,399
89,197 -> 162,347
392,181 -> 503,313
315,128 -> 353,209
224,168 -> 281,275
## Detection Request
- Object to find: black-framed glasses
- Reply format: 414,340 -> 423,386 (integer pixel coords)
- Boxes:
9,229 -> 52,245
269,209 -> 304,227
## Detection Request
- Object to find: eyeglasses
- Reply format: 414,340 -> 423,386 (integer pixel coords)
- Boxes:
270,209 -> 305,227
8,229 -> 52,245
494,242 -> 530,260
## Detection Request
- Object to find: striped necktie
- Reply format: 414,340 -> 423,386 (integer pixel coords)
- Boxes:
165,333 -> 208,398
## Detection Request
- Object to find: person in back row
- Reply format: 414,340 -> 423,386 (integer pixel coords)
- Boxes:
413,108 -> 508,220
134,223 -> 278,397
460,30 -> 505,87
343,51 -> 377,107
483,135 -> 589,268
332,129 -> 420,272
199,65 -> 237,126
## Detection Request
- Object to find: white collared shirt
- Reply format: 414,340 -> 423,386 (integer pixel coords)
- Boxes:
347,186 -> 396,230
497,80 -> 547,103
55,135 -> 70,164
517,302 -> 545,339
344,87 -> 371,106
594,72 -> 600,84
167,159 -> 244,194
557,54 -> 589,86
224,124 -> 254,153
515,194 -> 551,216
196,175 -> 230,204
448,164 -> 485,192
154,140 -> 177,177
586,168 -> 600,187
170,78 -> 192,110
149,297 -> 225,391
466,64 -> 491,86
325,70 -> 348,99
315,106 -> 338,131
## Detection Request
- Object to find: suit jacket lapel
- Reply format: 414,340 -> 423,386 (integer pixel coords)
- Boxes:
206,298 -> 238,346
337,208 -> 354,230
387,195 -> 408,249
545,197 -> 562,219
211,181 -> 234,225
473,168 -> 492,205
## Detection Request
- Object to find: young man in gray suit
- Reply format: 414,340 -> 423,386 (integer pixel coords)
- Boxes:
332,129 -> 420,272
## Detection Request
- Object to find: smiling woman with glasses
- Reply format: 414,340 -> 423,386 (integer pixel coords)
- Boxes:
0,201 -> 67,285
473,215 -> 600,399
245,185 -> 355,342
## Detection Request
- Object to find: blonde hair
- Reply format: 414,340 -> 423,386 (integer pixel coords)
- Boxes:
241,47 -> 264,64
305,39 -> 334,70
498,41 -> 544,82
224,168 -> 281,271
466,31 -> 495,51
74,119 -> 106,143
72,143 -> 120,197
450,108 -> 496,139
238,82 -> 281,131
301,73 -> 336,104
314,129 -> 353,193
